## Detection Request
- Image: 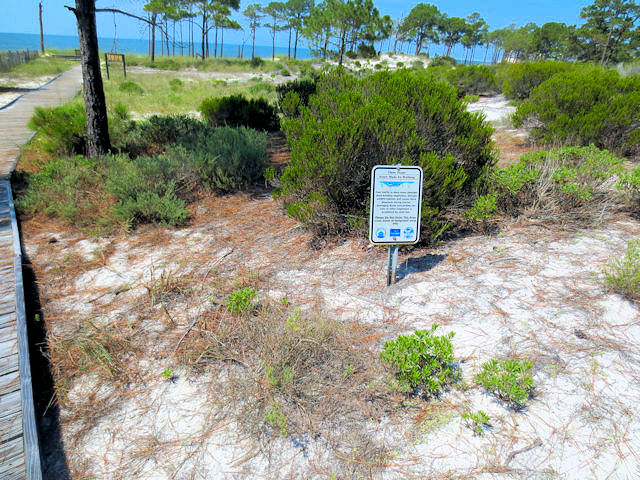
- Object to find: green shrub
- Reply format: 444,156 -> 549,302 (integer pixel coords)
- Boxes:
280,68 -> 290,77
475,359 -> 535,410
514,69 -> 640,155
276,78 -> 317,112
199,94 -> 279,131
430,56 -> 456,67
227,287 -> 257,313
357,43 -> 377,59
250,56 -> 264,68
118,80 -> 144,95
604,240 -> 640,301
380,324 -> 458,397
465,193 -> 497,221
499,61 -> 576,100
617,166 -> 640,213
171,126 -> 268,193
113,183 -> 187,227
28,103 -> 86,155
445,65 -> 499,96
412,60 -> 424,69
279,69 -> 495,240
461,410 -> 491,435
248,81 -> 275,95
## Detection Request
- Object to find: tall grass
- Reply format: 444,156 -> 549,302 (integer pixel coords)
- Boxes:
0,55 -> 75,80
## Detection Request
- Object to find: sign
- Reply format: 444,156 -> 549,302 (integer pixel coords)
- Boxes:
369,165 -> 423,245
104,53 -> 126,79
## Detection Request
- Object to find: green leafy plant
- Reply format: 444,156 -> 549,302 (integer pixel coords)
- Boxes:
499,61 -> 577,100
227,287 -> 257,313
28,103 -> 87,155
475,359 -> 535,410
168,78 -> 183,91
380,324 -> 458,397
604,240 -> 640,301
461,410 -> 491,435
445,65 -> 499,96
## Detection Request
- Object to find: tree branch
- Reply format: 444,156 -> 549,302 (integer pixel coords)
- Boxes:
95,8 -> 153,25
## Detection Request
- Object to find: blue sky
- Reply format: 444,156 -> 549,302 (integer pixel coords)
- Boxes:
3,0 -> 592,48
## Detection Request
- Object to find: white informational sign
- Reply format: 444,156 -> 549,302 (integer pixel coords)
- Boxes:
369,165 -> 423,245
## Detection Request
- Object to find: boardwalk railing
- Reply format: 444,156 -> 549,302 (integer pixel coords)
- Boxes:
0,51 -> 38,73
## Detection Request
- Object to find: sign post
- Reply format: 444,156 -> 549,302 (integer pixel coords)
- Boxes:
369,165 -> 423,286
104,53 -> 126,80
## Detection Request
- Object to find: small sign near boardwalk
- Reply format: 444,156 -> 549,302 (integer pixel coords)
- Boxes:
104,53 -> 126,79
369,165 -> 423,286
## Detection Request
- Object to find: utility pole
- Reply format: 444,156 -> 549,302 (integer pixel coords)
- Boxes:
39,2 -> 45,54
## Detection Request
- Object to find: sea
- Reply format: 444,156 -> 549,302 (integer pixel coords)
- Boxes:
0,31 -> 314,60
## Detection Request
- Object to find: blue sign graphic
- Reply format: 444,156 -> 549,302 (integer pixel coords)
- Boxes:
381,181 -> 415,188
375,228 -> 386,239
390,229 -> 401,237
403,227 -> 415,239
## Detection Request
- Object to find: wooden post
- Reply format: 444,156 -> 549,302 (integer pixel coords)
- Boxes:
104,53 -> 110,79
39,2 -> 45,54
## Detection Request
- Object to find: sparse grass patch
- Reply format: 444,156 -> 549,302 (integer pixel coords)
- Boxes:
604,240 -> 640,301
475,359 -> 535,410
0,54 -> 75,81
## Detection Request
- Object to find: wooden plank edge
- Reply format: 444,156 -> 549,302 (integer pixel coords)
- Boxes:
5,181 -> 42,480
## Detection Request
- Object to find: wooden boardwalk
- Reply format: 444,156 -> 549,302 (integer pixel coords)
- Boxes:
0,65 -> 82,177
0,65 -> 82,479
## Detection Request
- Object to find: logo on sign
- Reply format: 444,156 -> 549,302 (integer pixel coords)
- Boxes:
403,227 -> 415,239
375,228 -> 386,239
390,228 -> 401,237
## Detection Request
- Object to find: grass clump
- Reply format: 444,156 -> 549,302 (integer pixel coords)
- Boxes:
513,69 -> 640,156
0,54 -> 74,79
475,359 -> 535,410
380,324 -> 458,398
461,410 -> 491,435
604,240 -> 640,301
118,80 -> 144,95
279,68 -> 495,241
492,145 -> 624,224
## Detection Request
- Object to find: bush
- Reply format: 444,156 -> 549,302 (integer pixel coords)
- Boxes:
118,80 -> 144,95
492,145 -> 624,222
280,68 -> 290,77
445,65 -> 499,96
276,78 -> 317,112
28,103 -> 87,155
462,410 -> 491,435
357,42 -> 377,59
250,56 -> 264,68
279,69 -> 495,240
169,78 -> 183,91
499,61 -> 576,100
115,114 -> 212,157
430,56 -> 456,67
604,240 -> 640,301
475,359 -> 535,410
199,94 -> 279,131
513,69 -> 640,155
380,324 -> 458,398
18,118 -> 268,230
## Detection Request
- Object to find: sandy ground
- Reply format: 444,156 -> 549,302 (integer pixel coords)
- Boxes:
22,189 -> 640,479
0,75 -> 57,108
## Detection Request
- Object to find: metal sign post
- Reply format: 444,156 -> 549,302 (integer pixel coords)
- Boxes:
104,53 -> 126,79
369,165 -> 423,286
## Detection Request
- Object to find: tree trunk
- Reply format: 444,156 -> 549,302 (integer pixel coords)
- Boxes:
338,27 -> 346,66
483,43 -> 489,64
165,20 -> 169,55
201,12 -> 206,58
600,29 -> 613,66
221,26 -> 224,58
294,28 -> 299,59
172,19 -> 175,56
288,26 -> 291,58
272,27 -> 275,60
214,25 -> 218,58
70,0 -> 110,157
151,12 -> 156,61
39,2 -> 45,53
252,28 -> 256,58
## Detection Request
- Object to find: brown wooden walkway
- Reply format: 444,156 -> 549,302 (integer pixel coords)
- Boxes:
0,65 -> 82,177
0,65 -> 82,479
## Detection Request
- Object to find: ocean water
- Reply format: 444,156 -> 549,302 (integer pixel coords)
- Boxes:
0,31 -> 314,60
